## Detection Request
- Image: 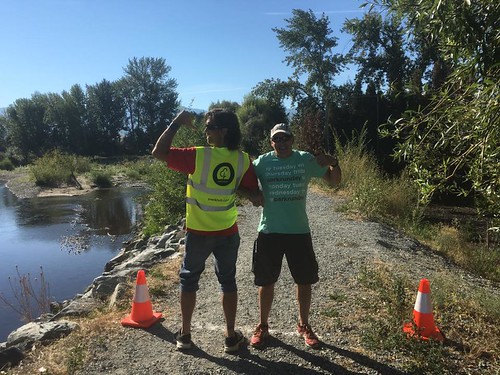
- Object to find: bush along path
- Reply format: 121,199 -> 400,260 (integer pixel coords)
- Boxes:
4,189 -> 500,374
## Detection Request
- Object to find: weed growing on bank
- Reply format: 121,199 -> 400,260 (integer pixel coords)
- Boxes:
356,263 -> 500,374
0,266 -> 51,323
328,131 -> 500,282
31,150 -> 91,187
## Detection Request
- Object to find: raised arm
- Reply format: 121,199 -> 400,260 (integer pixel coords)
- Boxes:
315,154 -> 342,187
152,110 -> 194,162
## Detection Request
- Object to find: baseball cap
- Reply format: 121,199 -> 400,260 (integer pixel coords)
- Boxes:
270,123 -> 292,139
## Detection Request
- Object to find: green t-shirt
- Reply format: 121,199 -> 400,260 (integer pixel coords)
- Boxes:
253,150 -> 327,234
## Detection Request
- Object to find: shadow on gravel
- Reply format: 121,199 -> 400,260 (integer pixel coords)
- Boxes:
321,342 -> 408,375
145,324 -> 407,374
147,322 -> 176,345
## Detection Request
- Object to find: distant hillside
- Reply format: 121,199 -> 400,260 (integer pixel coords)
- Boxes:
179,106 -> 205,114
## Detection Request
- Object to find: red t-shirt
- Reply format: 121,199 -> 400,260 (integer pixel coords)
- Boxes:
166,147 -> 258,235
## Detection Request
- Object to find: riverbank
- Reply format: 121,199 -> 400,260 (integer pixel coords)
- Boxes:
0,169 -> 140,199
0,169 -> 95,199
2,185 -> 499,374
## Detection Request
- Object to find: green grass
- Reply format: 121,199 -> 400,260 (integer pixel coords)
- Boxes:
356,263 -> 500,374
30,150 -> 91,187
330,131 -> 499,282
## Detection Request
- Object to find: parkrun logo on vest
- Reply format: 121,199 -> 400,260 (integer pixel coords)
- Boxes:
213,163 -> 235,186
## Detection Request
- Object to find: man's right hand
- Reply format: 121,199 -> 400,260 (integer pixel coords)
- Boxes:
172,110 -> 195,129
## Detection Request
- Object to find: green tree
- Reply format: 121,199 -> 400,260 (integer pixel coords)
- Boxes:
4,94 -> 49,162
86,79 -> 125,156
62,85 -> 88,155
373,0 -> 500,219
209,100 -> 240,113
342,13 -> 409,96
236,94 -> 287,157
120,57 -> 179,154
253,9 -> 347,153
273,9 -> 344,107
0,113 -> 7,152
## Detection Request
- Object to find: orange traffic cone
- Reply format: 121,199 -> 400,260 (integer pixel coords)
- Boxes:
121,269 -> 162,329
403,278 -> 444,342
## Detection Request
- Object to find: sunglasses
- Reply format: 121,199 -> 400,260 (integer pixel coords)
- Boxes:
272,135 -> 291,143
205,124 -> 220,131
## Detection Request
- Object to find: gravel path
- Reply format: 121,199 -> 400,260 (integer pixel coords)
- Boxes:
74,189 -> 498,375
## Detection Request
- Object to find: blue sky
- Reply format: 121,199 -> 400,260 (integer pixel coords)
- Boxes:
0,0 -> 367,111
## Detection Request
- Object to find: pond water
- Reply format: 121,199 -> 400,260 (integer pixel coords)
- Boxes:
0,183 -> 147,342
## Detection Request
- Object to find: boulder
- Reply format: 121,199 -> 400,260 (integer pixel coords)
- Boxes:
7,321 -> 79,351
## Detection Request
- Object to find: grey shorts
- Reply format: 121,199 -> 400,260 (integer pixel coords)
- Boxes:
252,232 -> 319,286
180,231 -> 240,293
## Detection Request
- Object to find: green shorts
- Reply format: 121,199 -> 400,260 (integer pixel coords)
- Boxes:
252,232 -> 319,286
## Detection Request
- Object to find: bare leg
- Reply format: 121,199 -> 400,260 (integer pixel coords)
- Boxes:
258,284 -> 275,324
297,284 -> 312,325
222,291 -> 238,337
180,290 -> 196,334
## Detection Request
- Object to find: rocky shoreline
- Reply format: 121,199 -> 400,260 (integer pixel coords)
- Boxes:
0,215 -> 187,369
0,172 -> 182,369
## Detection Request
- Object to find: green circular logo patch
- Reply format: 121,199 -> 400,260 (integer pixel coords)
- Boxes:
213,163 -> 234,186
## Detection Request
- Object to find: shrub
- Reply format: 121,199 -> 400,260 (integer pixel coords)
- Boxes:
0,266 -> 51,323
142,160 -> 186,236
336,129 -> 422,227
122,157 -> 155,180
31,150 -> 74,187
90,169 -> 113,188
0,156 -> 14,171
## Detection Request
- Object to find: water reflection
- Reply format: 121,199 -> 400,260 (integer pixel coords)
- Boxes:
82,189 -> 138,235
0,183 -> 147,342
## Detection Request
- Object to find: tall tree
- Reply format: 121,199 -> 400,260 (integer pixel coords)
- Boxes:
273,9 -> 344,107
0,114 -> 7,153
4,94 -> 49,162
85,79 -> 125,156
120,57 -> 179,153
373,0 -> 500,219
236,94 -> 287,157
209,100 -> 240,113
62,84 -> 88,155
253,9 -> 347,153
342,13 -> 409,96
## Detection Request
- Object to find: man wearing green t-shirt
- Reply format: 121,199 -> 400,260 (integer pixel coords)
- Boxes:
249,123 -> 342,349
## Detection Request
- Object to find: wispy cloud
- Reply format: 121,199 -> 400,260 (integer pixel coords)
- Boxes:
265,10 -> 364,16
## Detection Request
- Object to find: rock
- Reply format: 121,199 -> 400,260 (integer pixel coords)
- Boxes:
6,321 -> 79,351
0,346 -> 25,370
89,270 -> 135,300
104,251 -> 130,272
108,283 -> 130,310
53,297 -> 104,318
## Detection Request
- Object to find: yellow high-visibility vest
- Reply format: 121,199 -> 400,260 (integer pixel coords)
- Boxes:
186,147 -> 250,231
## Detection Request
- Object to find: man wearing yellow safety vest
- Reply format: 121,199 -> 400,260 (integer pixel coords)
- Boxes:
152,109 -> 259,353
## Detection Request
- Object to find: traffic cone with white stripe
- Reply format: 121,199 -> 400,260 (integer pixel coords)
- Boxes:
121,269 -> 162,328
403,278 -> 444,342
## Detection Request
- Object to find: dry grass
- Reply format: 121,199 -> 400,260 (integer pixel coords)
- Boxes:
6,311 -> 125,375
4,255 -> 183,375
419,224 -> 500,281
353,261 -> 500,374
